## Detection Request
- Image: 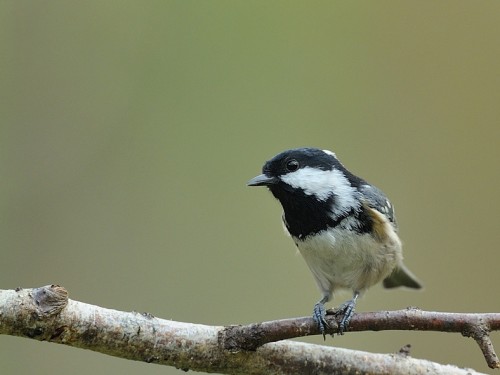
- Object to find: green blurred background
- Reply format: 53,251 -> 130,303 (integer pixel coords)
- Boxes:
1,1 -> 499,374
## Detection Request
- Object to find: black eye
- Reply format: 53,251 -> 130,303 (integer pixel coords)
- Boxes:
285,159 -> 299,172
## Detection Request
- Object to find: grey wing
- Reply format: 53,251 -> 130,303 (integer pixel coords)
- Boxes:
359,184 -> 398,230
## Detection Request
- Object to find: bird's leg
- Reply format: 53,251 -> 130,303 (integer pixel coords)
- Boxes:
335,291 -> 359,335
313,295 -> 330,339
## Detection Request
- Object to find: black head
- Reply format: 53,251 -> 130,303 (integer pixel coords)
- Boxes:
266,147 -> 338,174
248,148 -> 365,237
249,147 -> 334,181
247,147 -> 358,192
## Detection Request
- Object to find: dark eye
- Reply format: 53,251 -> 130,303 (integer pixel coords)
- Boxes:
285,159 -> 299,172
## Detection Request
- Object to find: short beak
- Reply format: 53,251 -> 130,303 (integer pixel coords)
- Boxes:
247,174 -> 278,186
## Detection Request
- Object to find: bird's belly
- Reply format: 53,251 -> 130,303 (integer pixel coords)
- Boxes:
294,228 -> 402,296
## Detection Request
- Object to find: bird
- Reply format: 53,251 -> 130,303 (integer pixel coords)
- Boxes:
247,147 -> 422,337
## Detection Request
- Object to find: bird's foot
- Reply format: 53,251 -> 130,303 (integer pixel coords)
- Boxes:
334,293 -> 359,335
313,302 -> 329,339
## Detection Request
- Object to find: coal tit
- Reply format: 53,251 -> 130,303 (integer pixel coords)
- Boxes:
248,147 -> 422,336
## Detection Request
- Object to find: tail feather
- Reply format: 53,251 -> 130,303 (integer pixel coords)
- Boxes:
383,263 -> 423,289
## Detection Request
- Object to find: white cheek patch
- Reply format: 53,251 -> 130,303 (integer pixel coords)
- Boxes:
281,167 -> 360,214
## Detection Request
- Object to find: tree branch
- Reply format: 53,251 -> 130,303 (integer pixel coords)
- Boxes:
0,285 -> 497,374
222,307 -> 500,369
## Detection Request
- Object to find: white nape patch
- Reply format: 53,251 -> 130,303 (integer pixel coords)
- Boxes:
322,149 -> 348,169
280,167 -> 360,214
322,149 -> 336,158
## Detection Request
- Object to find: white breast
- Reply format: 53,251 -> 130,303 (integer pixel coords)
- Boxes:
294,226 -> 402,300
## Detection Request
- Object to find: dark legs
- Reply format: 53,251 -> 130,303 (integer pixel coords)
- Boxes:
313,295 -> 330,339
313,291 -> 360,337
336,291 -> 359,335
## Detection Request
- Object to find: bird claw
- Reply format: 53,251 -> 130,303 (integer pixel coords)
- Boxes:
313,302 -> 329,339
335,299 -> 357,335
313,292 -> 359,337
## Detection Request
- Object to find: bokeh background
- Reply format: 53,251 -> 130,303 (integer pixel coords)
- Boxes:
1,1 -> 499,374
